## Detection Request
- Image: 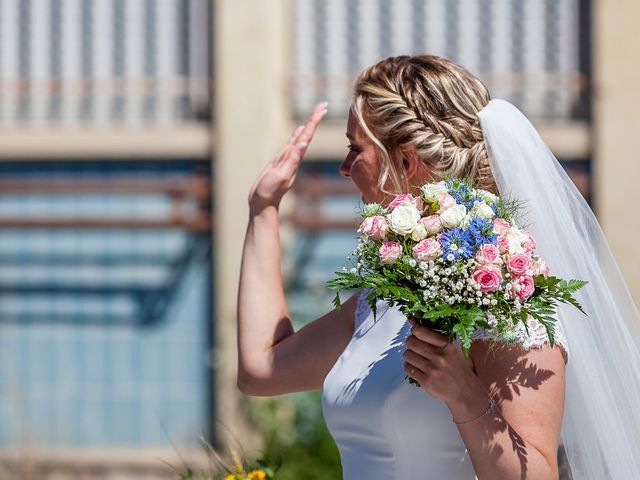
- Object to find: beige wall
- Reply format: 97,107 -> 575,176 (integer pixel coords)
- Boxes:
593,0 -> 640,306
212,0 -> 292,450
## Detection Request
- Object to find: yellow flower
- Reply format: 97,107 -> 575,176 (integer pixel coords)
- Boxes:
247,470 -> 267,480
224,475 -> 236,480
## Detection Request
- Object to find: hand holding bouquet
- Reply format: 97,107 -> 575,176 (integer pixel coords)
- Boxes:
327,178 -> 587,366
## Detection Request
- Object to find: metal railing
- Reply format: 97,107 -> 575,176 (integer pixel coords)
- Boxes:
292,0 -> 589,121
0,174 -> 211,231
0,0 -> 211,127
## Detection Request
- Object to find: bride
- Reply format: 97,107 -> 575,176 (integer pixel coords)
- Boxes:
237,55 -> 640,479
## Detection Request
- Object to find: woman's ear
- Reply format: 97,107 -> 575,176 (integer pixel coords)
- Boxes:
399,145 -> 422,181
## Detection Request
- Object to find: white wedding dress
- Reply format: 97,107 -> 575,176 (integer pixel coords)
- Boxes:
322,288 -> 568,480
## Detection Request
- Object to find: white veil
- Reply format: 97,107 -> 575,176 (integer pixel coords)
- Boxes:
477,99 -> 640,479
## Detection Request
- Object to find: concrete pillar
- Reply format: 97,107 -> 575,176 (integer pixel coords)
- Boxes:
592,0 -> 640,307
212,0 -> 291,452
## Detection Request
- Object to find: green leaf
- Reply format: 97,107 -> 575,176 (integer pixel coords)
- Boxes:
452,308 -> 484,356
332,292 -> 342,309
558,279 -> 589,294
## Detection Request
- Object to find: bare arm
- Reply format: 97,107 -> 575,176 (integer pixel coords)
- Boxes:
237,205 -> 358,395
237,101 -> 359,395
453,342 -> 566,480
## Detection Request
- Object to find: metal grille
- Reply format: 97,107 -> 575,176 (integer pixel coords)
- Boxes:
0,161 -> 212,447
0,0 -> 211,127
292,0 -> 586,120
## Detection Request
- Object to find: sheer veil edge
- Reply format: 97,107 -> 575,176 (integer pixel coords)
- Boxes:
478,99 -> 640,479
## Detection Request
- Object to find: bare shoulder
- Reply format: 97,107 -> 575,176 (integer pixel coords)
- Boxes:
469,340 -> 566,392
469,340 -> 566,469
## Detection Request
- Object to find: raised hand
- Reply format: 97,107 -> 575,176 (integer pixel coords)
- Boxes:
248,101 -> 328,215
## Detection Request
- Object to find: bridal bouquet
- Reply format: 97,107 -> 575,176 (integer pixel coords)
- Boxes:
327,177 -> 587,356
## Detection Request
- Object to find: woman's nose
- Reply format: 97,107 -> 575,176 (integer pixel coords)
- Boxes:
339,156 -> 352,177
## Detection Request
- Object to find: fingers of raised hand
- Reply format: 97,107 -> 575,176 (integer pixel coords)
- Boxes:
287,125 -> 306,147
273,125 -> 305,164
294,101 -> 328,147
275,102 -> 327,169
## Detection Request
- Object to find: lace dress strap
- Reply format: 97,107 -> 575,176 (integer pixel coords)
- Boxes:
472,314 -> 570,363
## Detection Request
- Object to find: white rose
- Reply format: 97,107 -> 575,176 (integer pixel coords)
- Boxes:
506,226 -> 529,254
476,189 -> 499,204
387,202 -> 421,236
420,181 -> 448,202
440,204 -> 467,229
458,213 -> 473,229
473,201 -> 496,220
410,221 -> 428,241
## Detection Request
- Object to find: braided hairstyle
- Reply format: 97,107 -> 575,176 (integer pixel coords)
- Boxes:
351,55 -> 498,195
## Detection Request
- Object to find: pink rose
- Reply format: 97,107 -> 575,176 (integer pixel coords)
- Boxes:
506,253 -> 532,276
497,235 -> 510,254
420,215 -> 443,235
378,241 -> 402,265
357,215 -> 388,240
476,244 -> 500,264
436,192 -> 456,212
388,193 -> 424,212
515,275 -> 535,300
523,232 -> 537,253
412,238 -> 442,262
493,218 -> 510,235
472,266 -> 503,293
532,258 -> 550,277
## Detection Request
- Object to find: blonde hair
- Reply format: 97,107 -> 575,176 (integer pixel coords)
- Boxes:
351,54 -> 497,195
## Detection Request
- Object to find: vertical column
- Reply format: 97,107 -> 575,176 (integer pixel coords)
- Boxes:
213,0 -> 290,449
326,0 -> 348,112
457,0 -> 479,75
522,0 -> 545,118
425,0 -> 446,58
558,0 -> 579,118
61,0 -> 81,127
293,0 -> 316,115
30,0 -> 51,125
491,0 -> 512,99
124,0 -> 144,127
543,0 -> 561,117
0,0 -> 19,125
156,0 -> 177,126
390,0 -> 412,56
593,0 -> 640,306
358,0 -> 380,68
187,0 -> 211,118
92,0 -> 112,126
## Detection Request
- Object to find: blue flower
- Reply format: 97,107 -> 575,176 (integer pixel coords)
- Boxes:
445,178 -> 471,206
439,227 -> 475,262
467,216 -> 498,247
466,195 -> 487,210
